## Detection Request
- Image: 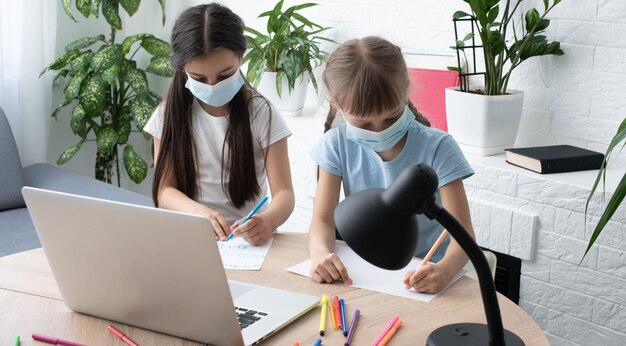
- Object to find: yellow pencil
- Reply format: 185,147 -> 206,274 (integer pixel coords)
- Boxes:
378,319 -> 402,346
319,295 -> 328,336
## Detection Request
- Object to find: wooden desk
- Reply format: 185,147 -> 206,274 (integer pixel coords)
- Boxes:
0,233 -> 548,345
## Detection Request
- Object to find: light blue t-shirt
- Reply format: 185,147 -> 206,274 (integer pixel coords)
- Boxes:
310,121 -> 474,262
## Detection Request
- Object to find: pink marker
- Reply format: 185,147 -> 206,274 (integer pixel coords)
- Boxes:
32,333 -> 86,346
372,316 -> 399,346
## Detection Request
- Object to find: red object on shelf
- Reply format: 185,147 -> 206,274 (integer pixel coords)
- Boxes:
407,68 -> 459,132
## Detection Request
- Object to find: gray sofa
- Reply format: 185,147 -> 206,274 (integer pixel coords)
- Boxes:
0,106 -> 152,257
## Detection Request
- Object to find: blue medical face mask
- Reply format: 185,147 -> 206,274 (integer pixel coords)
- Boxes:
345,105 -> 413,152
184,70 -> 245,107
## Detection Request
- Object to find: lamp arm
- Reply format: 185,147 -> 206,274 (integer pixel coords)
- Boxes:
429,205 -> 506,346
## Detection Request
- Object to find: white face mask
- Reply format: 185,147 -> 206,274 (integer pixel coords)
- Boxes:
184,70 -> 245,107
345,106 -> 413,152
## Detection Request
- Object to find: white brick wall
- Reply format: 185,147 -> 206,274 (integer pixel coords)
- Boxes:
464,161 -> 626,346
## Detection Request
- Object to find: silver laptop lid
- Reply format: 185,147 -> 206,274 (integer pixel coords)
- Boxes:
22,187 -> 244,345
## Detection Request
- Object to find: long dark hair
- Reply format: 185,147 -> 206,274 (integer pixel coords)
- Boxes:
152,3 -> 268,208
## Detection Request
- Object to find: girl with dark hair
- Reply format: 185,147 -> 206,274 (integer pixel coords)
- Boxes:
144,3 -> 294,246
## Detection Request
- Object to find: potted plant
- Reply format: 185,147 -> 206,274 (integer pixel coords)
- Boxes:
446,0 -> 564,155
243,0 -> 332,116
41,0 -> 172,185
583,116 -> 626,258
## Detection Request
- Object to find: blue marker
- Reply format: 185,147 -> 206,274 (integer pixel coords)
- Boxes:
226,196 -> 269,241
313,339 -> 322,346
340,299 -> 347,336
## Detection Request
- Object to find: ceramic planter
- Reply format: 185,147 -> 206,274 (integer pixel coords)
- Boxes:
257,72 -> 309,117
445,87 -> 524,156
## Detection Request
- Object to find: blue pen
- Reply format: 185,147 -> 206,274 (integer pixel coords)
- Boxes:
226,196 -> 269,241
340,299 -> 347,336
313,339 -> 322,346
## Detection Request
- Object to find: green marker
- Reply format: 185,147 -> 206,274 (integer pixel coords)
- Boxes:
14,335 -> 20,346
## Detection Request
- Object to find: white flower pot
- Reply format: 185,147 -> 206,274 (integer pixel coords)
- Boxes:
257,71 -> 309,117
445,87 -> 524,156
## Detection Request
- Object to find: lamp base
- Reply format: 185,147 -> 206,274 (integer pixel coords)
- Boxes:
427,323 -> 525,346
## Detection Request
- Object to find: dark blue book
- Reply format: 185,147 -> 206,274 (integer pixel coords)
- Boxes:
505,145 -> 604,174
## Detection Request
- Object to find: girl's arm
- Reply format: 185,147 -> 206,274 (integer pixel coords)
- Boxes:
153,138 -> 231,240
232,137 -> 295,245
405,178 -> 474,293
308,168 -> 352,284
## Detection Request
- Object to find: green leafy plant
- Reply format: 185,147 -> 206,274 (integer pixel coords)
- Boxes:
451,0 -> 565,95
583,116 -> 626,258
41,0 -> 172,185
243,0 -> 333,96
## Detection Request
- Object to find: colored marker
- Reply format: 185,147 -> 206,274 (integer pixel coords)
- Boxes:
293,343 -> 300,346
372,316 -> 399,346
319,295 -> 328,336
344,309 -> 360,346
328,297 -> 336,330
378,319 -> 402,346
108,324 -> 140,346
226,196 -> 268,241
32,333 -> 86,346
339,299 -> 347,336
313,338 -> 322,346
332,296 -> 342,330
14,336 -> 20,346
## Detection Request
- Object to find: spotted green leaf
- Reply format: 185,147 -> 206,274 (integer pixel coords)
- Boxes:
121,33 -> 151,54
53,70 -> 70,84
65,35 -> 105,52
79,74 -> 106,115
120,0 -> 140,16
101,63 -> 119,85
130,96 -> 155,131
123,144 -> 148,183
91,44 -> 122,72
62,0 -> 77,22
71,104 -> 88,138
141,36 -> 171,57
127,68 -> 149,95
76,0 -> 91,17
57,140 -> 84,165
95,125 -> 119,151
145,56 -> 173,76
91,0 -> 102,17
118,110 -> 132,144
70,51 -> 94,72
103,0 -> 122,30
40,50 -> 81,76
64,69 -> 88,103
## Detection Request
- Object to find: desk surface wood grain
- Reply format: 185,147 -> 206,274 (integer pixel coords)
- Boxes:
0,233 -> 548,345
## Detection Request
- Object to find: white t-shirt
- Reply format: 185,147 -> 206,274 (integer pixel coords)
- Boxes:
143,97 -> 292,224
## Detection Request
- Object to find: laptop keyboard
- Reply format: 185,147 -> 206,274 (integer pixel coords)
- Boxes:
235,306 -> 268,329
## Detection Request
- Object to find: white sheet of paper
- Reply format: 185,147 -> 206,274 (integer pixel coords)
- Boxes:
287,243 -> 466,302
217,237 -> 273,270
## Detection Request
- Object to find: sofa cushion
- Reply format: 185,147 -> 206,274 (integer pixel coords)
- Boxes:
0,107 -> 26,211
0,207 -> 40,256
23,163 -> 152,206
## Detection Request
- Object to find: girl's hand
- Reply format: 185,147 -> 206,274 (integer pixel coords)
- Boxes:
310,252 -> 352,285
231,214 -> 274,245
403,263 -> 452,293
203,210 -> 230,241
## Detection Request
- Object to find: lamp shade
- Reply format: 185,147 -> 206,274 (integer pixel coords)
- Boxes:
334,164 -> 439,270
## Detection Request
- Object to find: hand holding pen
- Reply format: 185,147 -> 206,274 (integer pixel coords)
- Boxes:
227,196 -> 271,245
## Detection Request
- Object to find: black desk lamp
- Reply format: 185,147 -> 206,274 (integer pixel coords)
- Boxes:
334,163 -> 524,346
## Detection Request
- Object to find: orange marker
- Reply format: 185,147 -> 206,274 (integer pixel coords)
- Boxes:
378,319 -> 402,346
332,296 -> 342,330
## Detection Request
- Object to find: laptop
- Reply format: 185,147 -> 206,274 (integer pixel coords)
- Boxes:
22,187 -> 319,345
